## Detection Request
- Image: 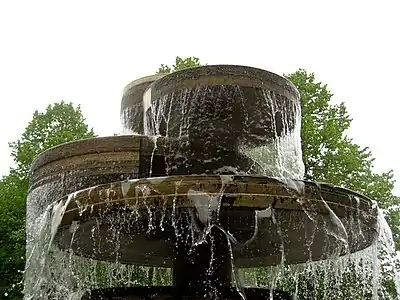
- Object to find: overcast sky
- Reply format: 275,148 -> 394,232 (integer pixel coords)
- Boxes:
0,0 -> 399,194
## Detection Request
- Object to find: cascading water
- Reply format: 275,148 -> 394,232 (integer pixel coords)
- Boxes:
143,85 -> 304,180
23,65 -> 399,300
139,65 -> 400,298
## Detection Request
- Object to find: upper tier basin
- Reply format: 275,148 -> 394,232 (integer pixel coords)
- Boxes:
120,65 -> 304,177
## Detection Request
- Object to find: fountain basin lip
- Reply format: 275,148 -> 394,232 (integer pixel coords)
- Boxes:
29,135 -> 164,174
58,175 -> 378,219
146,64 -> 300,99
122,74 -> 165,96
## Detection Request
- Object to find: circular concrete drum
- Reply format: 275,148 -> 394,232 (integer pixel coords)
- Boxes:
140,65 -> 302,175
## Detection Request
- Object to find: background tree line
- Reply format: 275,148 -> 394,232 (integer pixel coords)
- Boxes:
0,56 -> 398,299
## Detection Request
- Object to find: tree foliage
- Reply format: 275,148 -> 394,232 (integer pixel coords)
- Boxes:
157,56 -> 201,74
286,70 -> 400,249
286,69 -> 398,207
9,102 -> 95,179
0,101 -> 95,299
0,173 -> 26,300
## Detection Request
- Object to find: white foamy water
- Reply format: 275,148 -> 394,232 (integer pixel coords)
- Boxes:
238,89 -> 305,180
24,174 -> 400,299
23,76 -> 400,300
143,84 -> 305,180
239,207 -> 400,299
24,182 -> 172,300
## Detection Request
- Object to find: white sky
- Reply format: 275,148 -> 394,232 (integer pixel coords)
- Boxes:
0,0 -> 399,194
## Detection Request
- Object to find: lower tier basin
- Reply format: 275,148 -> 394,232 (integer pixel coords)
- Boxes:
55,175 -> 378,268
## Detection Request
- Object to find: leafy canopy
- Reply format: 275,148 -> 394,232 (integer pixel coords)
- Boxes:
9,101 -> 95,179
286,70 -> 398,208
157,56 -> 201,74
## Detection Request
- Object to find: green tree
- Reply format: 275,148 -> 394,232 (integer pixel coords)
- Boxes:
157,56 -> 201,74
0,173 -> 26,300
9,101 -> 95,180
0,101 -> 95,299
286,70 -> 400,250
286,69 -> 398,207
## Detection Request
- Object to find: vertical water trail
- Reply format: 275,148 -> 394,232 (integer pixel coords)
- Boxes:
354,196 -> 366,242
142,86 -> 152,136
49,192 -> 76,250
295,196 -> 319,262
376,209 -> 400,297
321,201 -> 349,254
135,184 -> 154,234
370,239 -> 380,300
160,195 -> 167,232
121,181 -> 131,199
225,234 -> 246,300
148,135 -> 159,177
186,175 -> 249,298
171,180 -> 182,240
25,189 -> 79,299
120,107 -> 141,135
242,206 -> 273,247
268,208 -> 287,298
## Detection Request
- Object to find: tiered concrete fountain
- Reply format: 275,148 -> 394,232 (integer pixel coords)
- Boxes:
26,66 -> 379,299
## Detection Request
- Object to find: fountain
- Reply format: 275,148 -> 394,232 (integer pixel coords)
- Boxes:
25,65 -> 380,299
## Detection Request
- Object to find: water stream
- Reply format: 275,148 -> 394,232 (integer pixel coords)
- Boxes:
23,83 -> 400,299
24,177 -> 400,299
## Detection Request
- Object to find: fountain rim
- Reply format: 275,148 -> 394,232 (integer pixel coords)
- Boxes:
145,64 -> 300,99
122,74 -> 166,95
58,175 -> 378,220
29,135 -> 162,174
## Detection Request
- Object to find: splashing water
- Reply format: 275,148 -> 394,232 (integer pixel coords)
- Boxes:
143,84 -> 304,180
24,174 -> 400,299
23,74 -> 400,300
239,90 -> 305,180
24,187 -> 173,299
139,82 -> 399,298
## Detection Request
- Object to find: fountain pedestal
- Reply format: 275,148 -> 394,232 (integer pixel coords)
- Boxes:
172,226 -> 233,294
